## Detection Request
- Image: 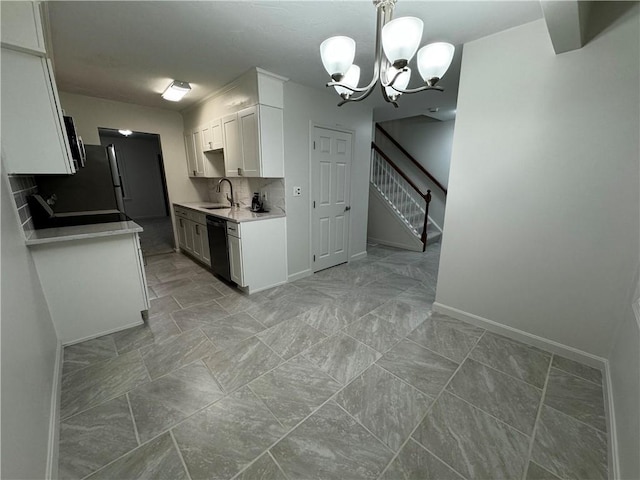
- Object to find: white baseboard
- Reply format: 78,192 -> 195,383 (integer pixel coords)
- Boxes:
46,341 -> 63,479
62,319 -> 144,347
367,237 -> 422,252
432,301 -> 618,479
350,251 -> 367,261
288,268 -> 312,283
432,302 -> 607,369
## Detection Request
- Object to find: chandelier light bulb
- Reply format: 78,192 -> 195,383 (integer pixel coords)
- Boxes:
381,17 -> 424,68
385,67 -> 411,99
417,42 -> 455,86
334,64 -> 361,98
320,36 -> 356,80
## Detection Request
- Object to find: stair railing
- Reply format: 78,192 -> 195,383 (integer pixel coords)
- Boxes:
371,142 -> 431,251
375,124 -> 448,196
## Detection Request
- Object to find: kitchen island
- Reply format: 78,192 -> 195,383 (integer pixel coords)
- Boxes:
27,220 -> 150,345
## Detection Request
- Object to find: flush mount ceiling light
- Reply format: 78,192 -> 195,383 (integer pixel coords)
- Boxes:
320,0 -> 455,107
118,129 -> 133,136
161,80 -> 191,102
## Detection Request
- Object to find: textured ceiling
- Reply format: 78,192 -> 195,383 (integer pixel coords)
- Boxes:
47,1 -> 542,117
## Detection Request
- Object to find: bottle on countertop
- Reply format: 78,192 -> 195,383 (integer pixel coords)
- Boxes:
251,192 -> 261,212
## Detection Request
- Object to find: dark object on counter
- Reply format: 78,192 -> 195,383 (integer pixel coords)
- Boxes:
27,194 -> 131,229
251,192 -> 262,212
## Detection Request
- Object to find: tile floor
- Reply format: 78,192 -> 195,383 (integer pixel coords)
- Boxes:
135,216 -> 175,256
57,244 -> 610,480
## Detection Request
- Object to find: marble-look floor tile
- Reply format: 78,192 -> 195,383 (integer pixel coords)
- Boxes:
171,301 -> 230,332
344,313 -> 404,353
470,332 -> 551,388
172,387 -> 286,480
270,402 -> 393,480
172,283 -> 224,308
214,292 -> 257,314
377,340 -> 458,396
283,288 -> 334,310
128,361 -> 224,442
257,316 -> 327,359
149,295 -> 182,317
413,391 -> 530,480
302,332 -> 381,385
237,453 -> 286,480
552,355 -> 603,385
58,396 -> 138,480
380,438 -> 465,480
298,304 -> 359,335
447,358 -> 542,434
410,314 -> 484,362
109,313 -> 181,354
84,433 -> 188,480
245,296 -> 309,328
532,405 -> 608,480
249,356 -> 341,429
250,283 -> 303,302
526,461 -> 562,480
61,350 -> 150,419
298,278 -> 353,299
152,278 -> 195,298
62,336 -> 117,376
334,289 -> 388,318
199,312 -> 265,351
140,329 -> 213,380
335,365 -> 432,451
544,368 -> 606,432
155,265 -> 202,283
203,336 -> 282,392
371,297 -> 431,336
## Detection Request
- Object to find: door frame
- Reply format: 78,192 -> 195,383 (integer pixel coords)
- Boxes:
308,122 -> 356,273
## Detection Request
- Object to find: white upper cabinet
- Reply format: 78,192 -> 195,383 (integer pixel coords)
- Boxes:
201,118 -> 223,152
1,49 -> 75,174
1,1 -> 46,55
184,133 -> 197,177
184,128 -> 225,178
223,104 -> 284,178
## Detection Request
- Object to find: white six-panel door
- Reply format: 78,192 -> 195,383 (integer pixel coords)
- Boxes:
312,127 -> 352,272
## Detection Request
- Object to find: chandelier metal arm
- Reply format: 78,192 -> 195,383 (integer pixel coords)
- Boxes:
390,84 -> 444,94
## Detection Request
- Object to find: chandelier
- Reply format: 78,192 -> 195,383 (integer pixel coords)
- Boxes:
319,0 -> 455,107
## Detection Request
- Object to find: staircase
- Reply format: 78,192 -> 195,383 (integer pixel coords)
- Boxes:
368,125 -> 446,252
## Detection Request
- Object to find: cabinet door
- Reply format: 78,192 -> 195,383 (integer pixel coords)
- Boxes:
1,1 -> 46,54
184,133 -> 197,177
191,222 -> 203,260
184,219 -> 195,254
177,216 -> 187,250
200,223 -> 211,266
228,234 -> 245,286
210,119 -> 223,150
258,105 -> 285,177
1,48 -> 75,174
193,130 -> 205,176
201,124 -> 213,151
222,114 -> 242,177
238,106 -> 260,177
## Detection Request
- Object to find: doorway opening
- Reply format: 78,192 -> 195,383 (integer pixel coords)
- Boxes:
98,128 -> 174,257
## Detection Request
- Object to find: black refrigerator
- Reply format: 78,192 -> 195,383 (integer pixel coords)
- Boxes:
36,144 -> 125,213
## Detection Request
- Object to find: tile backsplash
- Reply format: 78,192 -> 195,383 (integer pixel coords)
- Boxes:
207,177 -> 285,213
8,175 -> 37,232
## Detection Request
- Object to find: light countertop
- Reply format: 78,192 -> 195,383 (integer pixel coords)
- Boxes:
25,221 -> 143,246
174,202 -> 286,223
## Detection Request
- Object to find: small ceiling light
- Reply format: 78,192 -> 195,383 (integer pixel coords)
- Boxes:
161,80 -> 191,102
118,129 -> 133,136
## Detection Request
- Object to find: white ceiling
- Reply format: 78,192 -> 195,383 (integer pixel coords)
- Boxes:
47,1 -> 542,119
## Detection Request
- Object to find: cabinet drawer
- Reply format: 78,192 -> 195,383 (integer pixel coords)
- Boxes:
226,222 -> 241,237
188,211 -> 206,224
174,206 -> 188,218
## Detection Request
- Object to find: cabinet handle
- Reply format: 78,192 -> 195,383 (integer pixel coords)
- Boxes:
195,224 -> 200,235
209,142 -> 213,148
179,219 -> 183,227
238,167 -> 242,176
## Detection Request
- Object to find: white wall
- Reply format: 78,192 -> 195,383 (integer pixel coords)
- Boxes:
1,165 -> 60,479
283,81 -> 373,278
59,92 -> 208,245
435,9 -> 639,475
100,132 -> 167,219
436,12 -> 639,357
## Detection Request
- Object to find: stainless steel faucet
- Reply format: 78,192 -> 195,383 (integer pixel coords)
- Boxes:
216,178 -> 237,207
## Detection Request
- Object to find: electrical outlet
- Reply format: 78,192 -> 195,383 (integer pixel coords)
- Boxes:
293,186 -> 302,196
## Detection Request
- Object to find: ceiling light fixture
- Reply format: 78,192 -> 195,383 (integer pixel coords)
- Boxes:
161,80 -> 191,102
118,129 -> 133,136
320,0 -> 455,107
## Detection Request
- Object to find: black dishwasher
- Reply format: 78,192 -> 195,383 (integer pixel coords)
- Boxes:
206,216 -> 231,282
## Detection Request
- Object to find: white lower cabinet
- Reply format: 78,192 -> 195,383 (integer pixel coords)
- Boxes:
174,206 -> 210,267
29,232 -> 149,345
227,230 -> 243,286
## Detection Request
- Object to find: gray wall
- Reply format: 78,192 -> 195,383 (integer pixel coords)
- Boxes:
1,165 -> 59,479
435,8 -> 639,476
100,132 -> 167,220
283,81 -> 373,279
